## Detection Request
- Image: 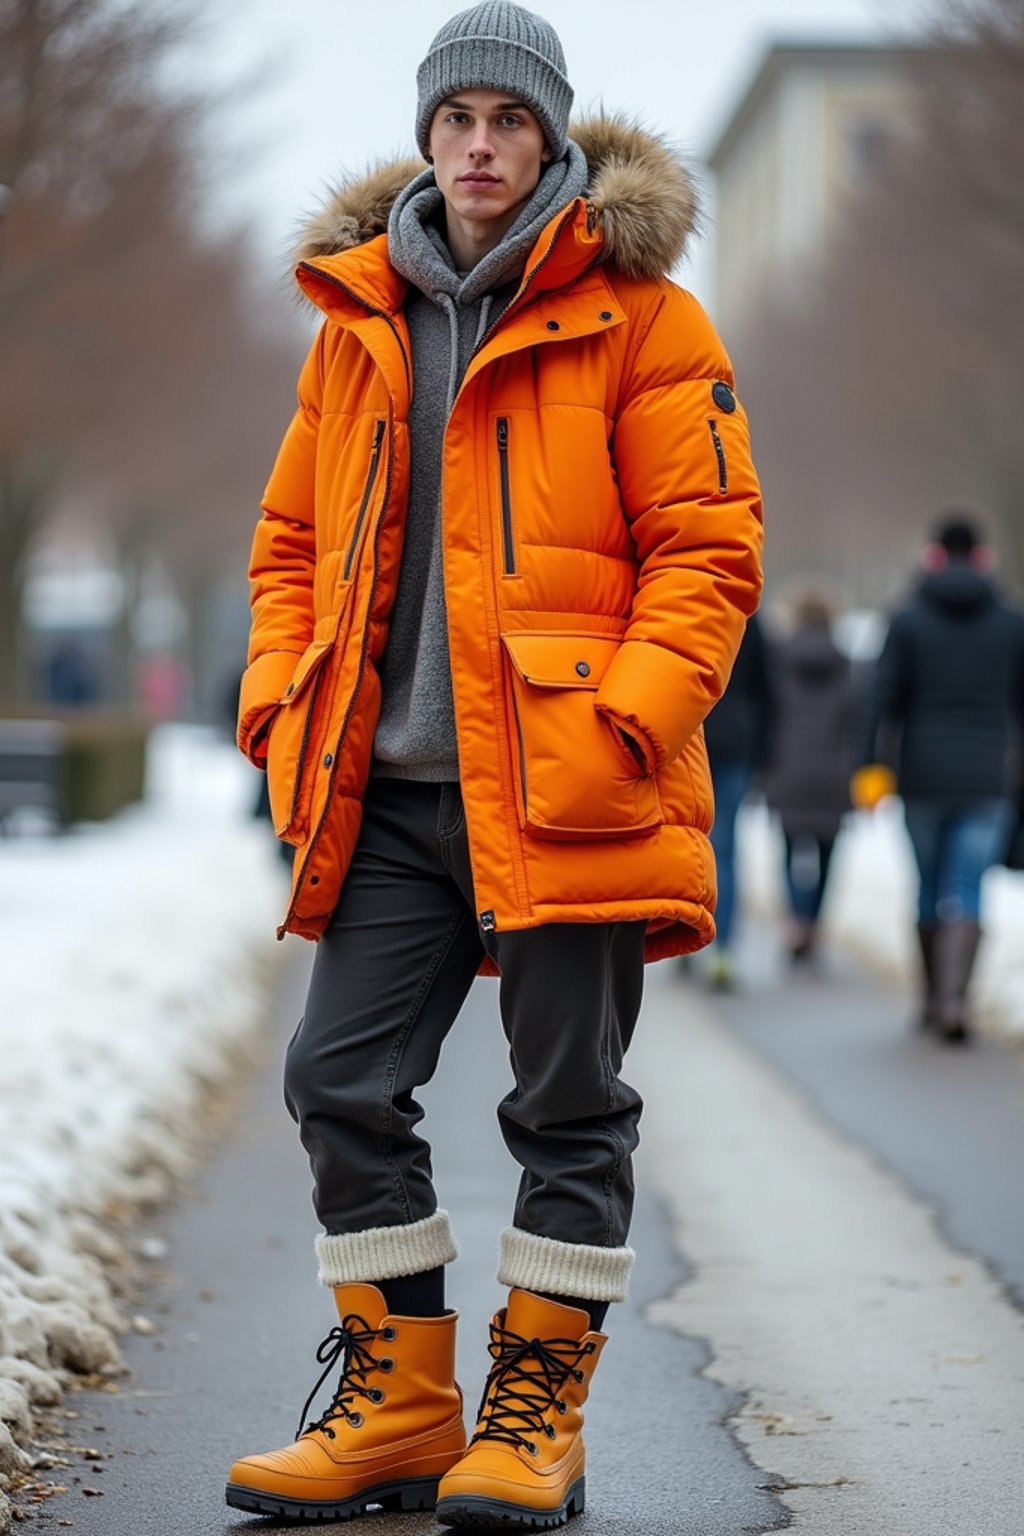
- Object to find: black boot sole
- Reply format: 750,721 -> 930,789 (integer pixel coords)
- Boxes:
225,1475 -> 439,1521
436,1476 -> 585,1529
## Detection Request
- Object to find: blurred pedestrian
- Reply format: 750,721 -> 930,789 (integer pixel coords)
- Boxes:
228,3 -> 763,1525
855,516 -> 1024,1042
702,613 -> 774,986
765,591 -> 854,963
46,638 -> 98,707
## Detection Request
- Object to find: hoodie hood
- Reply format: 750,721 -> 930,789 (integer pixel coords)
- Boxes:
919,564 -> 996,616
387,139 -> 589,306
296,112 -> 699,281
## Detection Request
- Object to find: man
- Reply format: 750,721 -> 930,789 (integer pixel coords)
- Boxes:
855,516 -> 1024,1043
229,3 -> 763,1527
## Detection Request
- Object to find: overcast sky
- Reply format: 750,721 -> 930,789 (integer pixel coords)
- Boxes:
205,0 -> 905,312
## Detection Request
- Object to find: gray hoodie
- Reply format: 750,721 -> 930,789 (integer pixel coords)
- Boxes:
372,145 -> 589,780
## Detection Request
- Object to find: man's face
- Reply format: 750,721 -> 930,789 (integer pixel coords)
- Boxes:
428,88 -> 551,232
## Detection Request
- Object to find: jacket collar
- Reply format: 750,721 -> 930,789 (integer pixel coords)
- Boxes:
295,112 -> 699,322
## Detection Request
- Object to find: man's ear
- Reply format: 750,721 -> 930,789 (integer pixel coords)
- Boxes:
541,146 -> 553,163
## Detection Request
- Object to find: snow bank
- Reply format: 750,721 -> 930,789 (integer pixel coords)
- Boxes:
739,799 -> 1024,1037
0,726 -> 288,1510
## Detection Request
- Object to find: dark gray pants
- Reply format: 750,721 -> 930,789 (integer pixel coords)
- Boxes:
284,778 -> 645,1249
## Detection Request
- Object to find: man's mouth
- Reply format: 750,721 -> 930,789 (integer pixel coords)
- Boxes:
458,172 -> 500,184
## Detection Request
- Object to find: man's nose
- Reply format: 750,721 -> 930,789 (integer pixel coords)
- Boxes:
467,125 -> 495,159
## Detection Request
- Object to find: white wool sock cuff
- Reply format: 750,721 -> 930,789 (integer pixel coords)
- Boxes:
497,1226 -> 635,1303
316,1209 -> 458,1287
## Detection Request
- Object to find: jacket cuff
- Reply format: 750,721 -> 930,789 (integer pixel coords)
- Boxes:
598,709 -> 658,775
497,1226 -> 635,1303
237,650 -> 304,765
316,1210 -> 458,1287
595,639 -> 711,770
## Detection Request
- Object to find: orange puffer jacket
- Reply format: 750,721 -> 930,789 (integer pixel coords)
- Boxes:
238,115 -> 763,960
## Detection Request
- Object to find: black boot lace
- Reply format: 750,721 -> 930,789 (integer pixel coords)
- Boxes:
294,1311 -> 394,1441
470,1319 -> 594,1456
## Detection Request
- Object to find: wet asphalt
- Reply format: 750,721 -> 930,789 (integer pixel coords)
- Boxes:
35,949 -> 789,1536
709,926 -> 1024,1308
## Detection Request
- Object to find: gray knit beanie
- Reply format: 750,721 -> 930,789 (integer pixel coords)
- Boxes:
416,1 -> 574,160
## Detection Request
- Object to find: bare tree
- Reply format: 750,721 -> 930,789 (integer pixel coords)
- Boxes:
0,0 -> 300,707
734,0 -> 1024,601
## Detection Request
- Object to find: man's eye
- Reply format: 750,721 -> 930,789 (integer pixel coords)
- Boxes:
498,116 -> 522,128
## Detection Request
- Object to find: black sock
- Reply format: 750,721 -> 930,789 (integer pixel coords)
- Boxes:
539,1292 -> 609,1332
377,1268 -> 446,1317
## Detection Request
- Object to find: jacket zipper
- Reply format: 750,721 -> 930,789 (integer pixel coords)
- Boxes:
343,418 -> 386,579
280,408 -> 397,937
280,275 -> 409,937
469,214 -> 582,931
471,202 -> 582,358
496,417 -> 516,575
284,653 -> 330,833
708,419 -> 728,494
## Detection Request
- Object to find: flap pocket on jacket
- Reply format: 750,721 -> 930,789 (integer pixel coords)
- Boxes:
500,631 -> 662,842
267,640 -> 333,841
501,631 -> 622,691
279,639 -> 332,705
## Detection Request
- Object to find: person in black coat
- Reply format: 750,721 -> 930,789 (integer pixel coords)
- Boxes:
765,592 -> 855,962
702,612 -> 775,986
857,516 -> 1024,1041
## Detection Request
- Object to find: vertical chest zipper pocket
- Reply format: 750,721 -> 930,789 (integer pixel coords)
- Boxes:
707,419 -> 728,495
343,418 -> 386,580
496,417 -> 517,575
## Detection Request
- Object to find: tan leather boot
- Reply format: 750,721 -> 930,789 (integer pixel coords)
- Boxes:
226,1283 -> 465,1520
436,1289 -> 604,1530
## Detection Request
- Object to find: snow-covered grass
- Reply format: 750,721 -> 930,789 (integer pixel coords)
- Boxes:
0,727 -> 288,1518
739,799 -> 1024,1037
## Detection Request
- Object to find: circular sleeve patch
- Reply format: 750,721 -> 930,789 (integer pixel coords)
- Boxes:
711,381 -> 737,413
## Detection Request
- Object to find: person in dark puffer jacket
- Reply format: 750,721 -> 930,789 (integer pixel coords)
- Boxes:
765,592 -> 855,964
856,516 -> 1024,1042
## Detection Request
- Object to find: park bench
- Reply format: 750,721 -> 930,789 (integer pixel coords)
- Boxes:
0,719 -> 70,830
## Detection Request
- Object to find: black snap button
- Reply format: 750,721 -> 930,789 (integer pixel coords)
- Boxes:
323,753 -> 333,767
575,661 -> 590,677
599,310 -> 613,321
309,875 -> 320,886
711,380 -> 736,414
546,320 -> 560,331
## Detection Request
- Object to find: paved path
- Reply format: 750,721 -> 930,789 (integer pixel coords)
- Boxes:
37,928 -> 1024,1535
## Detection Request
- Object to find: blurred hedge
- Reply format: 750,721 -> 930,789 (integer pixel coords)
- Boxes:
1,710 -> 149,824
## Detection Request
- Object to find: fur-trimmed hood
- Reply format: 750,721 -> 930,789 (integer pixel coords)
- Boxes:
296,113 -> 699,281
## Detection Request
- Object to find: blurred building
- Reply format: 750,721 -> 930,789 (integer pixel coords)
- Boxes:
706,42 -> 916,335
